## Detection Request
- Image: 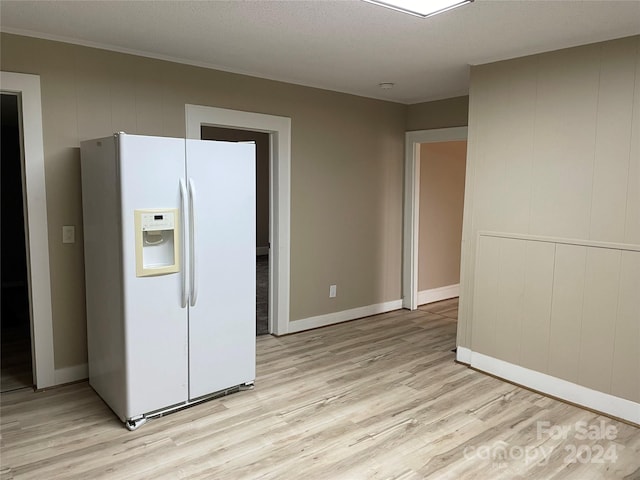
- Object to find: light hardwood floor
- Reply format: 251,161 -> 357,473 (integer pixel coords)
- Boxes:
1,299 -> 639,479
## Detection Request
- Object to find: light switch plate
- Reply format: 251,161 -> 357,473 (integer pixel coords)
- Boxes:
62,225 -> 75,244
329,284 -> 337,298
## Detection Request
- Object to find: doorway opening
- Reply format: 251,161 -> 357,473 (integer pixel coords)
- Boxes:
1,93 -> 34,392
201,126 -> 270,336
403,127 -> 468,311
416,140 -> 466,307
1,71 -> 54,389
413,140 -> 467,331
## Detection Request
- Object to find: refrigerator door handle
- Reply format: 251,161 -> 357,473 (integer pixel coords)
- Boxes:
179,179 -> 188,308
188,178 -> 198,307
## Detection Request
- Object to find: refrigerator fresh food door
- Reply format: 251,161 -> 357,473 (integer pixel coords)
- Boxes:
186,139 -> 256,400
119,134 -> 189,418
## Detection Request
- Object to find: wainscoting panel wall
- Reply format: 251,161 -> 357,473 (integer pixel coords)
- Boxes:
472,233 -> 640,404
460,36 -> 640,421
612,252 -> 640,402
547,244 -> 586,385
519,240 -> 555,374
578,247 -> 621,394
470,235 -> 500,356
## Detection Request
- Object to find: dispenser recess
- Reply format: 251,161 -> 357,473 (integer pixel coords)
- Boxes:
134,209 -> 180,277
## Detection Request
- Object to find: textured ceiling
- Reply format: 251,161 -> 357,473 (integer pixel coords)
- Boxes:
1,0 -> 639,104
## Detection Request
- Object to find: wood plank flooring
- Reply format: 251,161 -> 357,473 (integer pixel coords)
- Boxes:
1,299 -> 639,479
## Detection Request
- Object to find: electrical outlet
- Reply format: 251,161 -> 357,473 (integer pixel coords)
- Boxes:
62,225 -> 75,244
329,284 -> 337,298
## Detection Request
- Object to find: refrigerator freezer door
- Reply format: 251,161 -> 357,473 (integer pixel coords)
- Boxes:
118,134 -> 189,418
186,139 -> 256,400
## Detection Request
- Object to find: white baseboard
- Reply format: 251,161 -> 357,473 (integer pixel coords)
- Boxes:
467,350 -> 639,425
417,284 -> 459,306
256,247 -> 269,256
456,346 -> 472,364
288,299 -> 403,334
54,363 -> 88,385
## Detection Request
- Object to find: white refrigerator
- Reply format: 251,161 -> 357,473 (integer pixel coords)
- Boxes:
80,133 -> 256,430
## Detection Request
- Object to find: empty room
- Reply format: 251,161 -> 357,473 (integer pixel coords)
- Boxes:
1,1 -> 639,479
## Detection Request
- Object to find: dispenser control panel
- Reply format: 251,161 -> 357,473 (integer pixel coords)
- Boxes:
141,212 -> 175,231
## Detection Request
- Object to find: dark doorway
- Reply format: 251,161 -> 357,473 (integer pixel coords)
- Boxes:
1,93 -> 34,391
201,126 -> 270,336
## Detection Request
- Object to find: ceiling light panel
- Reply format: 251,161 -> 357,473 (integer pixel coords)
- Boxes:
363,0 -> 473,18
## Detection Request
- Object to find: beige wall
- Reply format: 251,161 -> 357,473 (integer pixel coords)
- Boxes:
418,141 -> 466,292
0,33 -> 406,369
406,96 -> 469,131
460,36 -> 640,402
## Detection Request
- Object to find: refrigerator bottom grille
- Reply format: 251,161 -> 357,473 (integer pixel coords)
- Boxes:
125,381 -> 254,431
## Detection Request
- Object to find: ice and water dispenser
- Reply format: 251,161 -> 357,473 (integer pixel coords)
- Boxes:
134,209 -> 180,277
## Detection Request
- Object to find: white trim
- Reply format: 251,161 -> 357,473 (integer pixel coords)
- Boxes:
256,246 -> 270,256
469,351 -> 640,425
417,283 -> 459,306
402,136 -> 419,310
403,127 -> 468,311
288,300 -> 404,334
186,105 -> 291,335
455,346 -> 472,364
1,71 -> 55,389
54,363 -> 88,385
478,231 -> 640,252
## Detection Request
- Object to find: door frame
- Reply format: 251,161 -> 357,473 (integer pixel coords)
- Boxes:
403,126 -> 468,310
1,71 -> 55,388
186,105 -> 291,335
